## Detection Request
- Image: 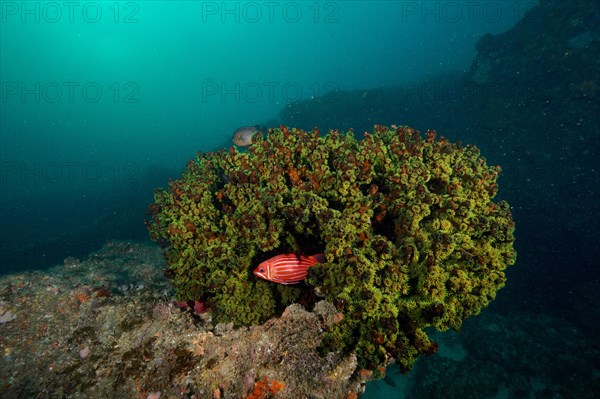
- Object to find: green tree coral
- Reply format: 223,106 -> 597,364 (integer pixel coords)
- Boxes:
146,125 -> 516,372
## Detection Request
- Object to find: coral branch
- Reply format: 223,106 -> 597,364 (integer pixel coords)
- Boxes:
147,125 -> 516,372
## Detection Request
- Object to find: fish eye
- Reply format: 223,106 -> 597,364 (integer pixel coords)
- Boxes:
259,268 -> 265,273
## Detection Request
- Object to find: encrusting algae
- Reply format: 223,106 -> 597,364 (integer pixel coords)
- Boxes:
245,376 -> 285,399
146,125 -> 516,373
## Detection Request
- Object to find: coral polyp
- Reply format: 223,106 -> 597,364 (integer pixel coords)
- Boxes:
147,125 -> 516,371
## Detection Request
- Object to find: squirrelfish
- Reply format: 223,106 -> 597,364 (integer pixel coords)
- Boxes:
253,253 -> 325,284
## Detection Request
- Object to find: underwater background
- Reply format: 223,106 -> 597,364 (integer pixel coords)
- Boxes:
1,1 -> 598,398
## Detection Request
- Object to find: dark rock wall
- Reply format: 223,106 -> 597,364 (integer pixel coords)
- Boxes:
280,0 -> 600,320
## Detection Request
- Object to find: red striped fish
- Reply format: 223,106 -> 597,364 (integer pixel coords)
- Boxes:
253,253 -> 325,284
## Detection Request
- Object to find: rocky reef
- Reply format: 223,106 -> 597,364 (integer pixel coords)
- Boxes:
147,125 -> 516,373
279,0 -> 599,324
458,0 -> 600,316
0,241 -> 363,399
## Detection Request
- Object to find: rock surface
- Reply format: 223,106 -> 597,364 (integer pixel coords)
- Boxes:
0,241 -> 365,399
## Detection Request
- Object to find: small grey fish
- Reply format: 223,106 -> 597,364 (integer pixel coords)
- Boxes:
232,125 -> 260,146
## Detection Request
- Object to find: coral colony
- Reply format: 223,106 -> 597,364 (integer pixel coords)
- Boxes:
147,125 -> 516,372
